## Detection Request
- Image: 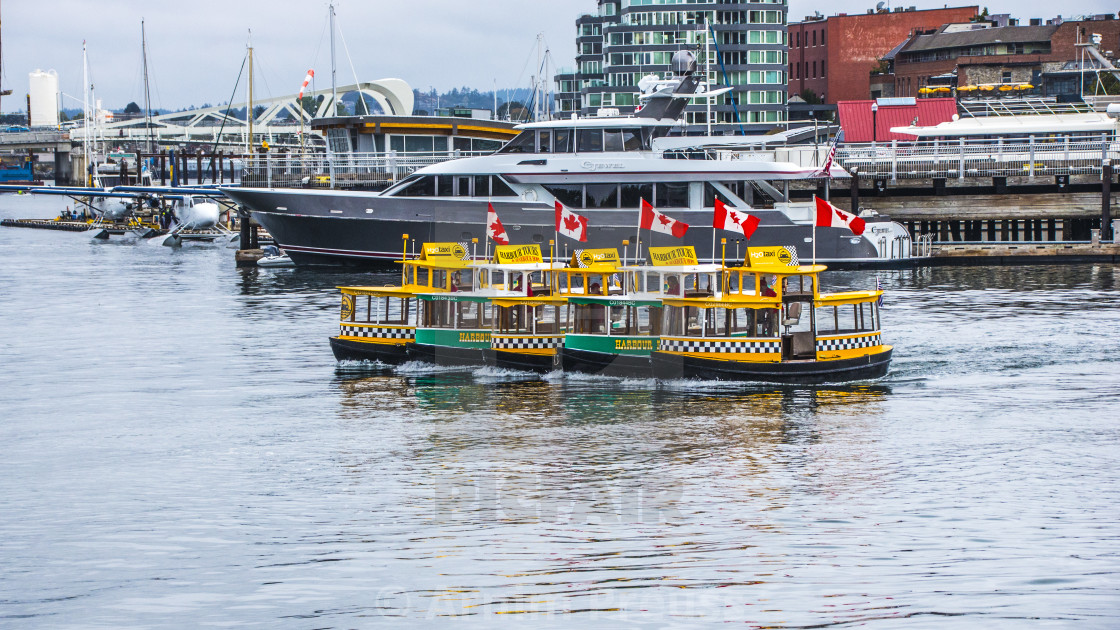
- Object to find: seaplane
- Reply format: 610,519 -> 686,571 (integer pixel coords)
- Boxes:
0,182 -> 236,246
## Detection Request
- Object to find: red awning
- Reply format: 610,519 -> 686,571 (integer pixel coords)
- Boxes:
838,98 -> 957,142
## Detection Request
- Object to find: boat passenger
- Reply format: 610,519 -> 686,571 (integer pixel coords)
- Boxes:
761,276 -> 777,297
666,276 -> 681,296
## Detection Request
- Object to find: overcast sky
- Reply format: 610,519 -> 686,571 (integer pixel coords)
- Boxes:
1,0 -> 1116,112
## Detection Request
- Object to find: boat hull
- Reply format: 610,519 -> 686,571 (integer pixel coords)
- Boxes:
221,187 -> 894,266
560,347 -> 653,378
650,348 -> 892,384
330,336 -> 410,365
484,349 -> 557,374
406,343 -> 487,367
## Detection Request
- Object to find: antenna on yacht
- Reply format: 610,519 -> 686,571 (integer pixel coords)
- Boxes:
330,3 -> 337,115
246,30 -> 253,155
141,19 -> 153,155
82,40 -> 91,186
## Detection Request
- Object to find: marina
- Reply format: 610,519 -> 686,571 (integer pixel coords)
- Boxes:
3,1 -> 1120,626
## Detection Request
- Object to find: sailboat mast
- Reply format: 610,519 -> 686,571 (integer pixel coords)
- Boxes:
83,41 -> 91,186
141,19 -> 153,154
330,3 -> 337,115
246,31 -> 253,155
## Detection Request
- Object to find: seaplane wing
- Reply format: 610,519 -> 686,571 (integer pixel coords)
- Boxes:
0,184 -> 140,199
112,185 -> 227,198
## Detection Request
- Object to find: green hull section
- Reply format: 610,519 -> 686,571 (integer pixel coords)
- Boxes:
565,333 -> 658,356
415,328 -> 491,349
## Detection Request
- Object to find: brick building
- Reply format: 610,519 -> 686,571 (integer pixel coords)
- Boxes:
788,6 -> 978,104
891,17 -> 1120,97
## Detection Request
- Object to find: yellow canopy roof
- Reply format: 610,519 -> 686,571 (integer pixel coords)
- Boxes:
815,290 -> 882,307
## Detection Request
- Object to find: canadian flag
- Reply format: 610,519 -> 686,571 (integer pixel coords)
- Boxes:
487,202 -> 509,245
814,196 -> 865,235
712,198 -> 760,239
555,201 -> 588,242
640,198 -> 689,238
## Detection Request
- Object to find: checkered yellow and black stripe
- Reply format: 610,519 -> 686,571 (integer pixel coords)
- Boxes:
816,332 -> 881,352
659,338 -> 781,354
339,324 -> 414,340
491,335 -> 565,350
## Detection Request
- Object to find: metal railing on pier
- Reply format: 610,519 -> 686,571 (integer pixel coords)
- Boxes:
240,150 -> 491,189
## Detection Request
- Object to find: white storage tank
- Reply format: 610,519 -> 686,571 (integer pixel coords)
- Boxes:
29,69 -> 60,128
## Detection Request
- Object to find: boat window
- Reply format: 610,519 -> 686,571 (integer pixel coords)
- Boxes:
437,176 -> 454,197
538,130 -> 552,153
603,130 -> 625,152
491,175 -> 518,197
473,175 -> 490,197
703,183 -> 735,207
782,275 -> 814,297
554,129 -> 572,153
395,175 -> 436,197
497,131 -> 535,154
622,129 -> 644,151
815,303 -> 878,335
406,136 -> 435,153
656,182 -> 690,208
620,183 -> 654,208
577,129 -> 603,152
544,184 -> 584,208
573,303 -> 608,334
454,176 -> 471,197
585,184 -> 619,209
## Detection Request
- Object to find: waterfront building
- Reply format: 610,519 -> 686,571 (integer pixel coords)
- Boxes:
888,16 -> 1120,97
554,0 -> 789,133
787,6 -> 979,104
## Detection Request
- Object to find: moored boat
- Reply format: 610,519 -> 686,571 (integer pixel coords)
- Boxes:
650,246 -> 892,383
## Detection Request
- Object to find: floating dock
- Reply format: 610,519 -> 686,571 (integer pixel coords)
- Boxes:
1,218 -> 91,232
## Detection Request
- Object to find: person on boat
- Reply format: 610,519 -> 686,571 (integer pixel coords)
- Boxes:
590,282 -> 601,296
760,276 -> 777,297
450,271 -> 461,293
513,275 -> 533,297
666,276 -> 681,296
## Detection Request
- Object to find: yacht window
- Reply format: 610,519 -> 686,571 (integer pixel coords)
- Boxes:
585,184 -> 619,209
396,175 -> 436,197
406,135 -> 435,154
544,184 -> 584,208
434,137 -> 448,153
577,129 -> 603,152
703,183 -> 735,207
455,176 -> 471,196
554,129 -> 572,153
498,131 -> 535,154
538,130 -> 552,153
622,129 -> 644,151
603,130 -> 625,152
473,175 -> 490,197
437,176 -> 454,197
656,182 -> 690,208
491,175 -> 518,197
620,183 -> 654,208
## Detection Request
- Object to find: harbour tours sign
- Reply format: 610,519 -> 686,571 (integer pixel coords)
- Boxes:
648,246 -> 699,266
494,244 -> 544,264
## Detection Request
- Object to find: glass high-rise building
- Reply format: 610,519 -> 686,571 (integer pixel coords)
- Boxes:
555,0 -> 788,133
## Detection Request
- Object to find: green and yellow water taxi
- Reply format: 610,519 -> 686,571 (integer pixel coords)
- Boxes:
649,246 -> 892,383
560,245 -> 721,378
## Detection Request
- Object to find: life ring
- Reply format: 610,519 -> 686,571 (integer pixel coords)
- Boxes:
522,188 -> 537,202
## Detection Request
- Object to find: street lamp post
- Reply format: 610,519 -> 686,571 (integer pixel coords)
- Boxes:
871,101 -> 879,143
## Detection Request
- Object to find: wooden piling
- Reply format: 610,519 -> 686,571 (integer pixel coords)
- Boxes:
849,168 -> 859,213
1103,160 -> 1113,241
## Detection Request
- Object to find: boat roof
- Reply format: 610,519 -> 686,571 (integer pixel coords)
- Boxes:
891,112 -> 1117,138
515,117 -> 678,130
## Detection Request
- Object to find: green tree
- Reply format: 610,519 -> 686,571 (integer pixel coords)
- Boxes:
799,89 -> 823,105
124,101 -> 141,114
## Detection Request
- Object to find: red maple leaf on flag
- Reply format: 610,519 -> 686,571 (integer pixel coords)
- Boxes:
490,221 -> 505,235
563,214 -> 582,232
658,215 -> 672,226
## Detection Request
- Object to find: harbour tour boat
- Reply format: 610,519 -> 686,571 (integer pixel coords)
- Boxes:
329,239 -> 471,364
483,245 -> 621,373
560,245 -> 720,378
649,246 -> 892,383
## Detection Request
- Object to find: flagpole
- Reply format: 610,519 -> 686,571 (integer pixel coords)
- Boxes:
711,227 -> 717,264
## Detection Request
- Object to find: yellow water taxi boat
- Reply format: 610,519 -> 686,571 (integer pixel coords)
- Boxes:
649,246 -> 892,383
330,240 -> 472,364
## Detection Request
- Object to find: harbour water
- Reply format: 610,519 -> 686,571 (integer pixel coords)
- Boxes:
1,195 -> 1118,627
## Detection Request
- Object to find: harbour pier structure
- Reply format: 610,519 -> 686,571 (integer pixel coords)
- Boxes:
0,129 -> 71,183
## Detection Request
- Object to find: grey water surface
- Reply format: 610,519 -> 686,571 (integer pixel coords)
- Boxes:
1,195 -> 1118,628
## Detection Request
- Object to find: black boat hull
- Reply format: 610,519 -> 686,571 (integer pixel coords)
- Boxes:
406,343 -> 487,367
560,347 -> 653,378
330,336 -> 410,365
484,349 -> 557,374
650,348 -> 892,384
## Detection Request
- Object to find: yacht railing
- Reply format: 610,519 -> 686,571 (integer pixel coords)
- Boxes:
240,150 -> 492,189
836,134 -> 1120,180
